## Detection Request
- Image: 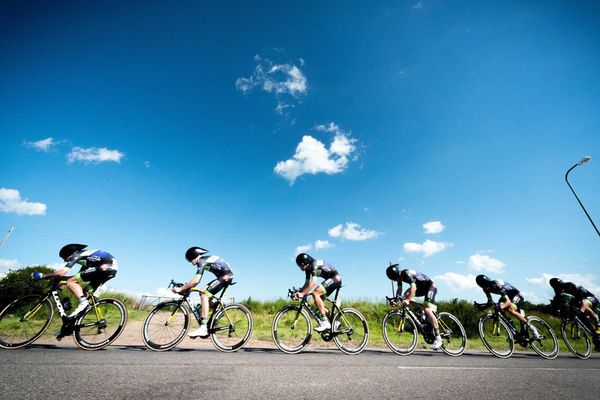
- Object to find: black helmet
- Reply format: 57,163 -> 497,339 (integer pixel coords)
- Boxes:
59,243 -> 87,261
549,278 -> 564,290
476,274 -> 492,287
295,253 -> 314,267
185,247 -> 209,262
386,264 -> 401,280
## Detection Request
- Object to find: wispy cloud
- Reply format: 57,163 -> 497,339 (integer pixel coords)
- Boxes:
24,137 -> 57,152
274,124 -> 357,184
328,222 -> 382,241
236,56 -> 308,98
434,272 -> 478,293
67,147 -> 125,164
0,188 -> 47,216
468,254 -> 505,273
403,239 -> 453,257
423,221 -> 445,234
0,258 -> 20,278
527,272 -> 600,294
295,240 -> 335,255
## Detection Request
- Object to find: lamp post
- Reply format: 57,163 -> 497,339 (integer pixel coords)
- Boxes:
565,156 -> 599,237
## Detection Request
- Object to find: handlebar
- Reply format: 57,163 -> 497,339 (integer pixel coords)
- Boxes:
474,301 -> 494,311
169,279 -> 184,288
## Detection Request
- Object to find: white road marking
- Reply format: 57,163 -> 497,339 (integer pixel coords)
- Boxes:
398,366 -> 600,371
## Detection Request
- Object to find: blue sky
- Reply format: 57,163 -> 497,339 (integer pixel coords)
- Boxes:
1,1 -> 599,303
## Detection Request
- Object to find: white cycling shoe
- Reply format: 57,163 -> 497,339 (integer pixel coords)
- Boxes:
431,337 -> 443,350
68,300 -> 89,318
314,320 -> 331,332
189,325 -> 208,338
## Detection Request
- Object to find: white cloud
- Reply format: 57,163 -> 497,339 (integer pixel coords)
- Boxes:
0,258 -> 20,277
328,222 -> 381,241
0,188 -> 47,216
434,272 -> 479,293
67,147 -> 124,164
25,137 -> 56,152
423,221 -> 445,234
527,272 -> 600,294
274,127 -> 357,184
314,240 -> 334,250
295,244 -> 312,254
236,57 -> 307,98
403,239 -> 453,257
468,254 -> 505,273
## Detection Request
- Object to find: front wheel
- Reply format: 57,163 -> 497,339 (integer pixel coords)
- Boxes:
437,312 -> 466,356
142,301 -> 190,351
561,318 -> 592,359
272,305 -> 312,354
0,295 -> 54,349
210,304 -> 253,352
332,307 -> 369,355
478,314 -> 514,359
527,316 -> 559,359
74,298 -> 127,350
382,309 -> 418,355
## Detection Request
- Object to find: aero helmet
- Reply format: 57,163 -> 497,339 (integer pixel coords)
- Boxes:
185,247 -> 209,262
549,278 -> 564,290
295,253 -> 314,267
476,274 -> 492,287
59,244 -> 87,261
386,264 -> 401,280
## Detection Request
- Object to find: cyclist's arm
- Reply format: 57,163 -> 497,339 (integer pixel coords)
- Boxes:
298,275 -> 318,296
403,284 -> 417,303
37,268 -> 69,280
173,266 -> 204,293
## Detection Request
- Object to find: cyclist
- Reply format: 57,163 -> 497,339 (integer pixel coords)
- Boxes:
172,247 -> 233,338
293,253 -> 342,332
475,275 -> 540,339
549,278 -> 600,336
386,265 -> 442,350
31,243 -> 118,317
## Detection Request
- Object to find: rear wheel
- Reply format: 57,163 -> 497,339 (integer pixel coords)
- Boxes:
527,316 -> 559,359
272,305 -> 312,354
332,307 -> 369,355
437,312 -> 466,356
210,304 -> 253,352
0,295 -> 53,349
74,298 -> 127,350
478,314 -> 514,358
142,301 -> 189,351
561,319 -> 592,359
382,309 -> 418,355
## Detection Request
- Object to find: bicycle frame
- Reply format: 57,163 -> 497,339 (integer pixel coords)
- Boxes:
480,304 -> 532,346
289,287 -> 351,336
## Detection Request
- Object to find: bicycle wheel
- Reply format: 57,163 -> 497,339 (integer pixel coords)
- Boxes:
210,303 -> 253,352
561,319 -> 592,359
527,316 -> 559,359
74,298 -> 127,350
437,312 -> 466,356
272,305 -> 312,354
0,295 -> 53,349
332,307 -> 369,355
382,309 -> 418,355
478,314 -> 514,358
142,301 -> 190,351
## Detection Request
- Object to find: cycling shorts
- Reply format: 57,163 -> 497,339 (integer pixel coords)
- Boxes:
318,277 -> 342,297
502,293 -> 524,312
415,283 -> 438,305
201,275 -> 232,297
77,267 -> 117,291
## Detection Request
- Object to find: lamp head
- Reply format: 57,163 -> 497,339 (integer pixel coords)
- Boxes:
577,155 -> 591,166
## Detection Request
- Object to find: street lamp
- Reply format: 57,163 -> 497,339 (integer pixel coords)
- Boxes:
565,156 -> 599,237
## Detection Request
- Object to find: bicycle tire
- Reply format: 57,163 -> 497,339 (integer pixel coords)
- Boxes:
73,298 -> 127,350
332,307 -> 369,355
0,295 -> 54,349
527,316 -> 559,359
142,301 -> 190,351
478,314 -> 514,358
210,303 -> 253,352
437,312 -> 466,356
272,305 -> 312,354
382,309 -> 418,355
561,318 -> 592,359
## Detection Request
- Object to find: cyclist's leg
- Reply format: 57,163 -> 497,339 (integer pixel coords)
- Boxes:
423,285 -> 439,330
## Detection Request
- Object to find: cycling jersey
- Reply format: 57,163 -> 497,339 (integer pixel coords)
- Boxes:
195,255 -> 233,296
482,279 -> 522,308
396,269 -> 437,304
553,283 -> 599,311
304,260 -> 342,296
63,249 -> 118,291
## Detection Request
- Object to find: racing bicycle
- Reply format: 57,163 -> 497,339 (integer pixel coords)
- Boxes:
272,286 -> 369,355
558,303 -> 599,359
475,301 -> 559,359
382,296 -> 466,356
0,277 -> 127,350
141,280 -> 253,352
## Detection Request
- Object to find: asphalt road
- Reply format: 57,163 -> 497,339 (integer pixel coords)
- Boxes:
2,344 -> 600,400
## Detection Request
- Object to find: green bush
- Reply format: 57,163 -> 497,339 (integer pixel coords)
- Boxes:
0,265 -> 54,309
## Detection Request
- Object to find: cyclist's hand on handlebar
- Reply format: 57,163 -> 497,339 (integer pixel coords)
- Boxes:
31,272 -> 43,281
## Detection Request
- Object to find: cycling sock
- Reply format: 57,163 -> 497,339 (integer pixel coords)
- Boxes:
200,317 -> 207,325
78,296 -> 87,304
